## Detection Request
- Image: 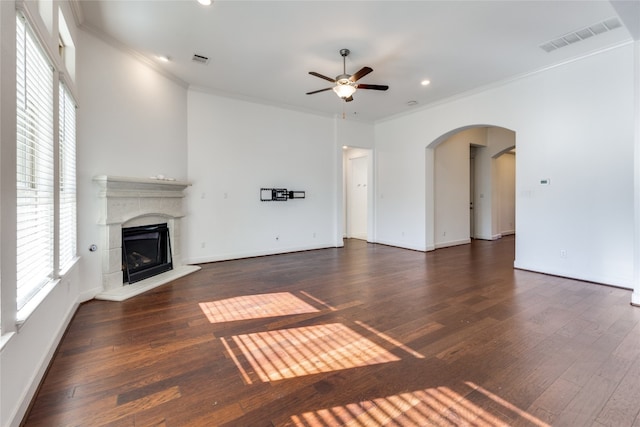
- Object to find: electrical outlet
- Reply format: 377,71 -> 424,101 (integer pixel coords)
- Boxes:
201,242 -> 206,249
560,249 -> 567,258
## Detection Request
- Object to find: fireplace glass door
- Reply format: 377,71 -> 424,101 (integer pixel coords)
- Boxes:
122,223 -> 173,283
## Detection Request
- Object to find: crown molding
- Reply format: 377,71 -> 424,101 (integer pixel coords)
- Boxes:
377,39 -> 633,125
68,0 -> 84,27
78,21 -> 189,89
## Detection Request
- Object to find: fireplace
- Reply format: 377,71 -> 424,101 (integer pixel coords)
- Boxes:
93,175 -> 200,301
122,223 -> 173,283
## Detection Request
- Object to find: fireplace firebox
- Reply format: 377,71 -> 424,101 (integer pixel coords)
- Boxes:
122,223 -> 173,284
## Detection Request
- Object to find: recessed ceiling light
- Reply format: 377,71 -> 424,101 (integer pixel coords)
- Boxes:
197,0 -> 212,5
421,80 -> 431,86
157,55 -> 170,62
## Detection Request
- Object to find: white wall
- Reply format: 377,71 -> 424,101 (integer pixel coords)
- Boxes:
0,0 -> 12,337
76,29 -> 189,299
496,152 -> 516,235
186,90 -> 339,263
1,9 -> 190,425
337,119 -> 374,149
374,113 -> 428,251
1,2 -> 84,426
634,40 -> 640,306
375,43 -> 635,288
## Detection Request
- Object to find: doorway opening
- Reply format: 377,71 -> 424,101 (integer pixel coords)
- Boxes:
343,147 -> 372,241
430,126 -> 515,250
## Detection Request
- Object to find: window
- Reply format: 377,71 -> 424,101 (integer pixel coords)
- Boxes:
14,10 -> 79,316
59,82 -> 77,273
16,13 -> 55,311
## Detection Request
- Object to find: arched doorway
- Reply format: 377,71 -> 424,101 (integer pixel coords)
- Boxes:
427,125 -> 516,250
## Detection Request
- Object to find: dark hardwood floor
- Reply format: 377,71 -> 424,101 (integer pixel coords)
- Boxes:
23,236 -> 640,426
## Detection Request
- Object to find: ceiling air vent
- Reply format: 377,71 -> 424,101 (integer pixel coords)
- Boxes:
539,17 -> 622,53
192,53 -> 210,65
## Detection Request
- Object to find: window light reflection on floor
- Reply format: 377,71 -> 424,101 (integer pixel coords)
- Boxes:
229,323 -> 401,382
291,383 -> 551,427
199,292 -> 319,323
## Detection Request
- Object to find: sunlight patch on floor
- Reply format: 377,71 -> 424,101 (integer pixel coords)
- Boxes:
465,381 -> 550,427
228,323 -> 400,382
291,383 -> 551,427
199,292 -> 319,323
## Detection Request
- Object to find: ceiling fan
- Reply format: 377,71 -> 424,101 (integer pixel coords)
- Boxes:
306,49 -> 389,102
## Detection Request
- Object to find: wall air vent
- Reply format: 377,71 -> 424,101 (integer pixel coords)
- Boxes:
540,17 -> 622,53
192,53 -> 210,65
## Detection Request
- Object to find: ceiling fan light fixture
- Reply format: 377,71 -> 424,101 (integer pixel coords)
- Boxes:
333,82 -> 356,99
307,48 -> 388,102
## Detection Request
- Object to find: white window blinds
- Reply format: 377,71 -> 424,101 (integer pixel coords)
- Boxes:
59,83 -> 77,273
16,14 -> 55,310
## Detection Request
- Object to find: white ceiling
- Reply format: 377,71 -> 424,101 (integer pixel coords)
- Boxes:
76,0 -> 636,122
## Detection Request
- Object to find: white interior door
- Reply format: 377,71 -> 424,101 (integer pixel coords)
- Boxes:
348,156 -> 368,240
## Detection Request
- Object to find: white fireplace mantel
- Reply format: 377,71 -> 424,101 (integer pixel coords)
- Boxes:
93,175 -> 200,301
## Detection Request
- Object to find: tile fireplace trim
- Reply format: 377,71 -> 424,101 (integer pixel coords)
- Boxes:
93,175 -> 200,301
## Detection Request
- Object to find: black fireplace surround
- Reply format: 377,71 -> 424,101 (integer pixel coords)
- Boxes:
122,223 -> 173,284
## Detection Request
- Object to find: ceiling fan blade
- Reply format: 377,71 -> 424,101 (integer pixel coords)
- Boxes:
350,67 -> 373,82
357,83 -> 389,91
345,96 -> 354,102
309,71 -> 336,83
306,87 -> 333,95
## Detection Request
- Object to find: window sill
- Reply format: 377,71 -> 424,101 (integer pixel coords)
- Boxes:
16,278 -> 60,329
59,256 -> 80,276
0,331 -> 16,352
15,256 -> 80,329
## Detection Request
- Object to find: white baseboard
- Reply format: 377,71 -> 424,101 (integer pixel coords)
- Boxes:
348,233 -> 367,240
513,260 -> 632,290
435,238 -> 471,249
77,286 -> 102,303
473,234 -> 502,241
374,239 -> 428,252
185,243 -> 337,265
